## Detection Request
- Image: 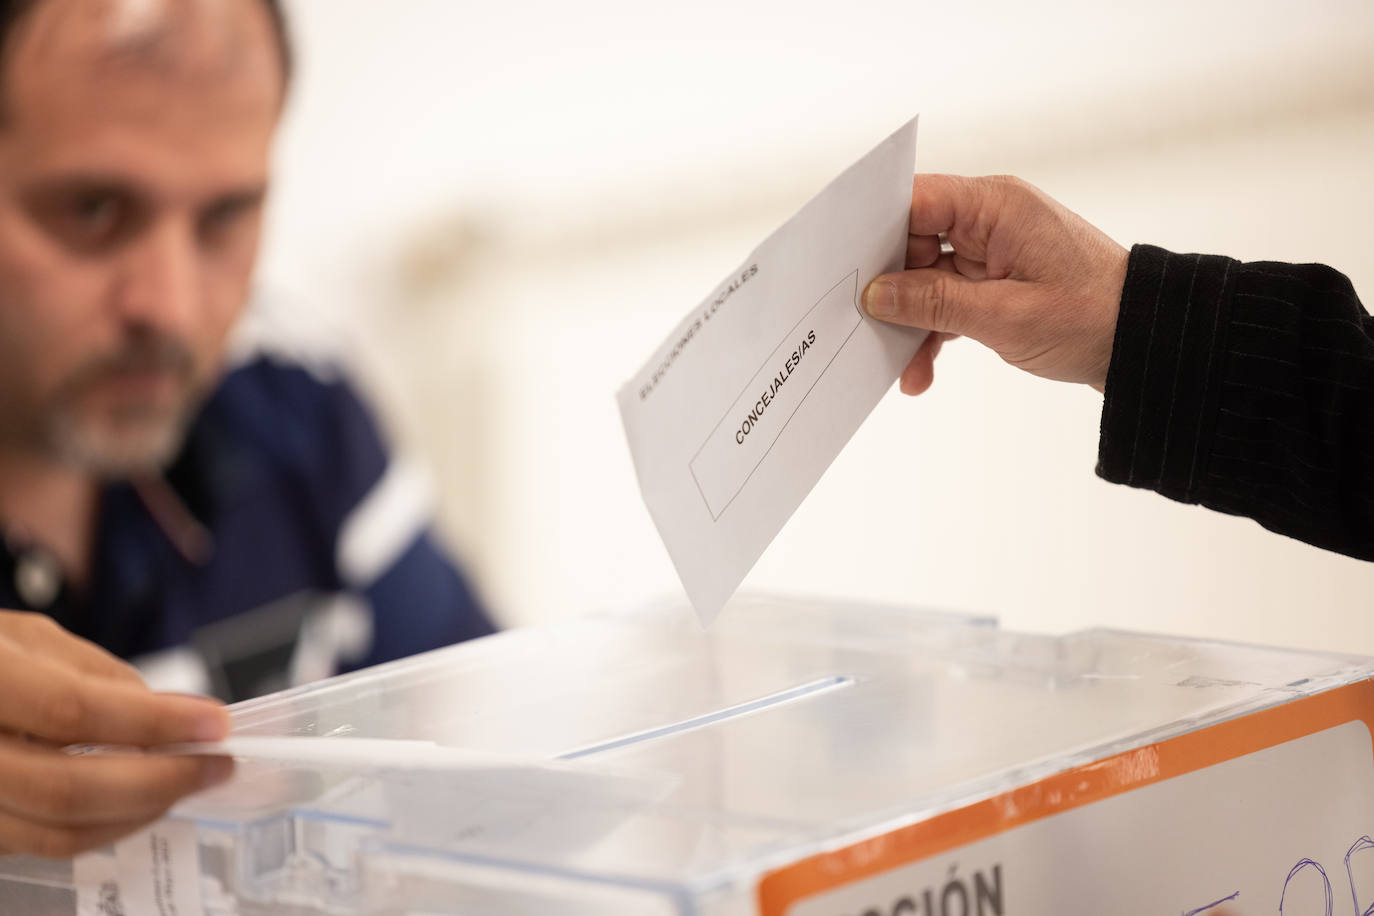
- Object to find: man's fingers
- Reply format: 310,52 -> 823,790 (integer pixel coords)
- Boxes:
906,234 -> 942,269
0,808 -> 166,859
898,333 -> 954,396
0,740 -> 232,827
899,334 -> 937,396
915,248 -> 988,280
0,613 -> 144,686
952,253 -> 988,280
909,174 -> 1035,264
0,643 -> 228,746
908,174 -> 1000,260
909,174 -> 966,236
863,268 -> 1007,340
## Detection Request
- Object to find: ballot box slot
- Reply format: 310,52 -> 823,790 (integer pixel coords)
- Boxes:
556,675 -> 855,761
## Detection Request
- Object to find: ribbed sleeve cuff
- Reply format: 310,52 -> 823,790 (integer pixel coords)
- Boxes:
1096,244 -> 1237,504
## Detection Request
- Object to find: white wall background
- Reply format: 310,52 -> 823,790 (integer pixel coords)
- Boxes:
256,0 -> 1374,654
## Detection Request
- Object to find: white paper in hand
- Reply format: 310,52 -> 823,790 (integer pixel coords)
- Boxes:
618,117 -> 923,623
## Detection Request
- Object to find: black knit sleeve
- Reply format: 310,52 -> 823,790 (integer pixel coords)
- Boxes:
1097,243 -> 1374,561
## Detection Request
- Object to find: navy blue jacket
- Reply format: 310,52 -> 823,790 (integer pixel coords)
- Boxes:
0,357 -> 496,700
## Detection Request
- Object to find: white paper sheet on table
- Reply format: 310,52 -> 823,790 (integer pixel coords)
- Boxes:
148,736 -> 502,767
618,116 -> 924,623
72,736 -> 679,895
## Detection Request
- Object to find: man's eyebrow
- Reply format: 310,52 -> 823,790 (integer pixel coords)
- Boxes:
21,173 -> 152,196
22,173 -> 269,205
205,186 -> 268,208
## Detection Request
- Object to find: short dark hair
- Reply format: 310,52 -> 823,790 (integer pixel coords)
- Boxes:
0,0 -> 292,95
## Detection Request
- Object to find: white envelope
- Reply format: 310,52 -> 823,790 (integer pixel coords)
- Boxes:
618,117 -> 925,622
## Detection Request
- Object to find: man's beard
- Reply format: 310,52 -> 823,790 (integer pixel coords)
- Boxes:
42,332 -> 204,479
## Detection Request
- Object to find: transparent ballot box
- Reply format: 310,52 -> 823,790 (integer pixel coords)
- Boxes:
2,593 -> 1373,915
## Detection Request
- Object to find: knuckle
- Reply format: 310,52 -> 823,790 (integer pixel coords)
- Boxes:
15,612 -> 55,636
986,174 -> 1029,196
30,767 -> 82,818
983,175 -> 1046,217
44,689 -> 90,739
99,659 -> 144,686
30,825 -> 85,859
108,659 -> 144,685
916,272 -> 956,331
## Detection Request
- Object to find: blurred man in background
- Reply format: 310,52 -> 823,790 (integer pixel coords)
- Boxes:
0,0 -> 493,856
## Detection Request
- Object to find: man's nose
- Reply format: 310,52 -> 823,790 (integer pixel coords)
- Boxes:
110,219 -> 199,336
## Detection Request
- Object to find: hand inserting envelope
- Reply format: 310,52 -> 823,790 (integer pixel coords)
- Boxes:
618,117 -> 924,622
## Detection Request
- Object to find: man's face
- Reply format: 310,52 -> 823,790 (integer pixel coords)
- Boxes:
0,0 -> 283,476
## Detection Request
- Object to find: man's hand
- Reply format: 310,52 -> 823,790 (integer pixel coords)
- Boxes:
863,174 -> 1129,394
0,611 -> 233,858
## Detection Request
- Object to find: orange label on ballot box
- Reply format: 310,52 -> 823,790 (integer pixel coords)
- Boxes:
758,680 -> 1374,916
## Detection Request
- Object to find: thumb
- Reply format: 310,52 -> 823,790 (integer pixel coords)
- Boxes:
863,268 -> 1003,340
